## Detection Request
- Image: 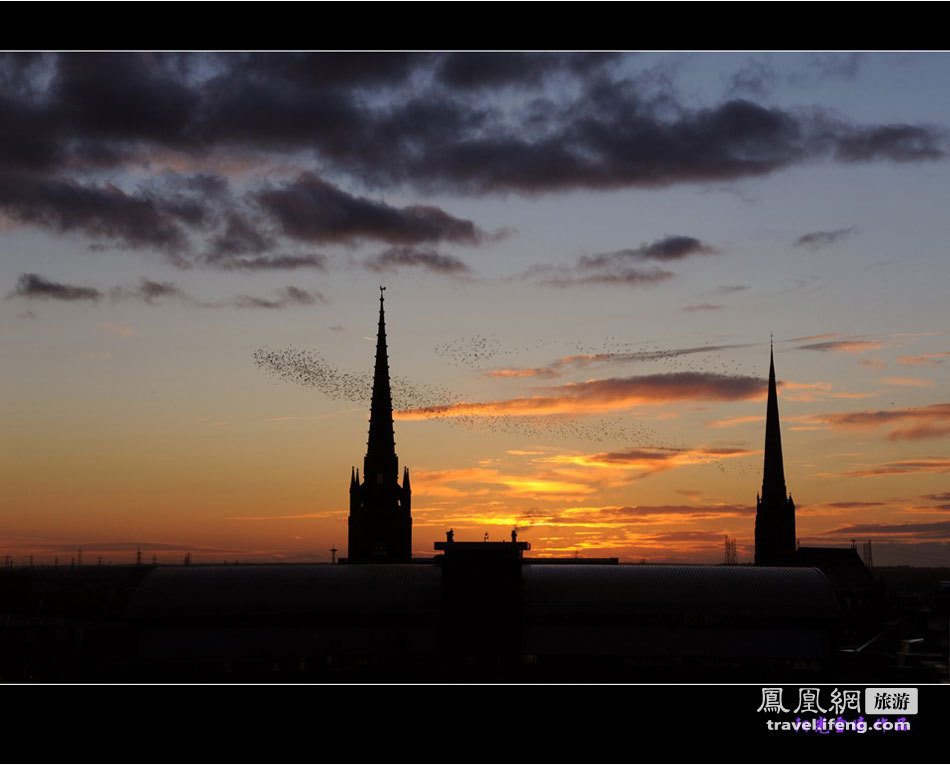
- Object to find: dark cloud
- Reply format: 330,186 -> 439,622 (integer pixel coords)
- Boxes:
611,503 -> 752,518
727,57 -> 778,98
793,226 -> 856,249
220,52 -> 430,91
256,172 -> 485,246
206,211 -> 274,257
0,54 -> 941,196
227,286 -> 325,310
398,371 -> 766,419
410,97 -> 806,194
884,423 -> 950,442
834,458 -> 950,478
364,245 -> 470,274
833,123 -> 945,163
818,403 -> 950,442
205,253 -> 328,271
796,338 -> 883,353
523,235 -> 716,288
579,236 -> 718,268
645,530 -> 743,543
110,278 -> 188,303
683,303 -> 723,312
436,52 -> 618,90
0,176 -> 195,255
615,342 -> 756,360
712,284 -> 749,295
0,52 -> 945,271
10,273 -> 321,311
534,503 -> 753,525
588,446 -> 751,465
50,53 -> 199,153
590,448 -> 686,464
0,52 -> 48,95
487,343 -> 756,379
8,273 -> 101,301
799,53 -> 867,83
897,352 -> 950,367
822,520 -> 950,539
377,93 -> 942,195
786,332 -> 839,342
824,501 -> 889,509
529,265 -> 675,288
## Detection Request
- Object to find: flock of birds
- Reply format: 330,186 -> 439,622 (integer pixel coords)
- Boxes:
431,334 -> 553,368
253,346 -> 454,412
252,333 -> 762,473
436,412 -> 664,446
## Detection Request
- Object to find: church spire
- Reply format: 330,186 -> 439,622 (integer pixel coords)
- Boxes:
348,287 -> 412,564
364,286 -> 398,484
761,340 -> 787,504
754,340 -> 796,566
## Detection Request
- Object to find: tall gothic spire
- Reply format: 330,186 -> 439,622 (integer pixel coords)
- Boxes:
761,341 -> 787,504
348,287 -> 412,564
364,286 -> 398,484
754,340 -> 795,566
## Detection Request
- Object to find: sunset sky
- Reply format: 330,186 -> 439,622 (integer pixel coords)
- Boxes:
2,51 -> 949,566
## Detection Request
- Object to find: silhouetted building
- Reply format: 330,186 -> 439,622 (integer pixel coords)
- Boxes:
754,344 -> 796,565
347,288 -> 412,563
118,562 -> 838,680
794,546 -> 879,610
751,346 -> 880,614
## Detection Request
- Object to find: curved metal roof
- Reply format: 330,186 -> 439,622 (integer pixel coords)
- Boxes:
126,563 -> 839,622
126,564 -> 442,620
521,564 -> 839,620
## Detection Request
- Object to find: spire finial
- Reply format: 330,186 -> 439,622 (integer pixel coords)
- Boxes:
762,343 -> 786,502
365,287 -> 397,484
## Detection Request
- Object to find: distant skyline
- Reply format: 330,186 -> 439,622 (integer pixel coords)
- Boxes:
2,51 -> 949,566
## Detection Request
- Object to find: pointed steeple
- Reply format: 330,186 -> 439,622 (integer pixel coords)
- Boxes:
348,288 -> 412,564
364,286 -> 398,484
754,339 -> 796,566
761,340 -> 787,504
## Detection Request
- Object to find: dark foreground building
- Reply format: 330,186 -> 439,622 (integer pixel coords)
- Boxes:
2,550 -> 945,682
0,557 -> 844,682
